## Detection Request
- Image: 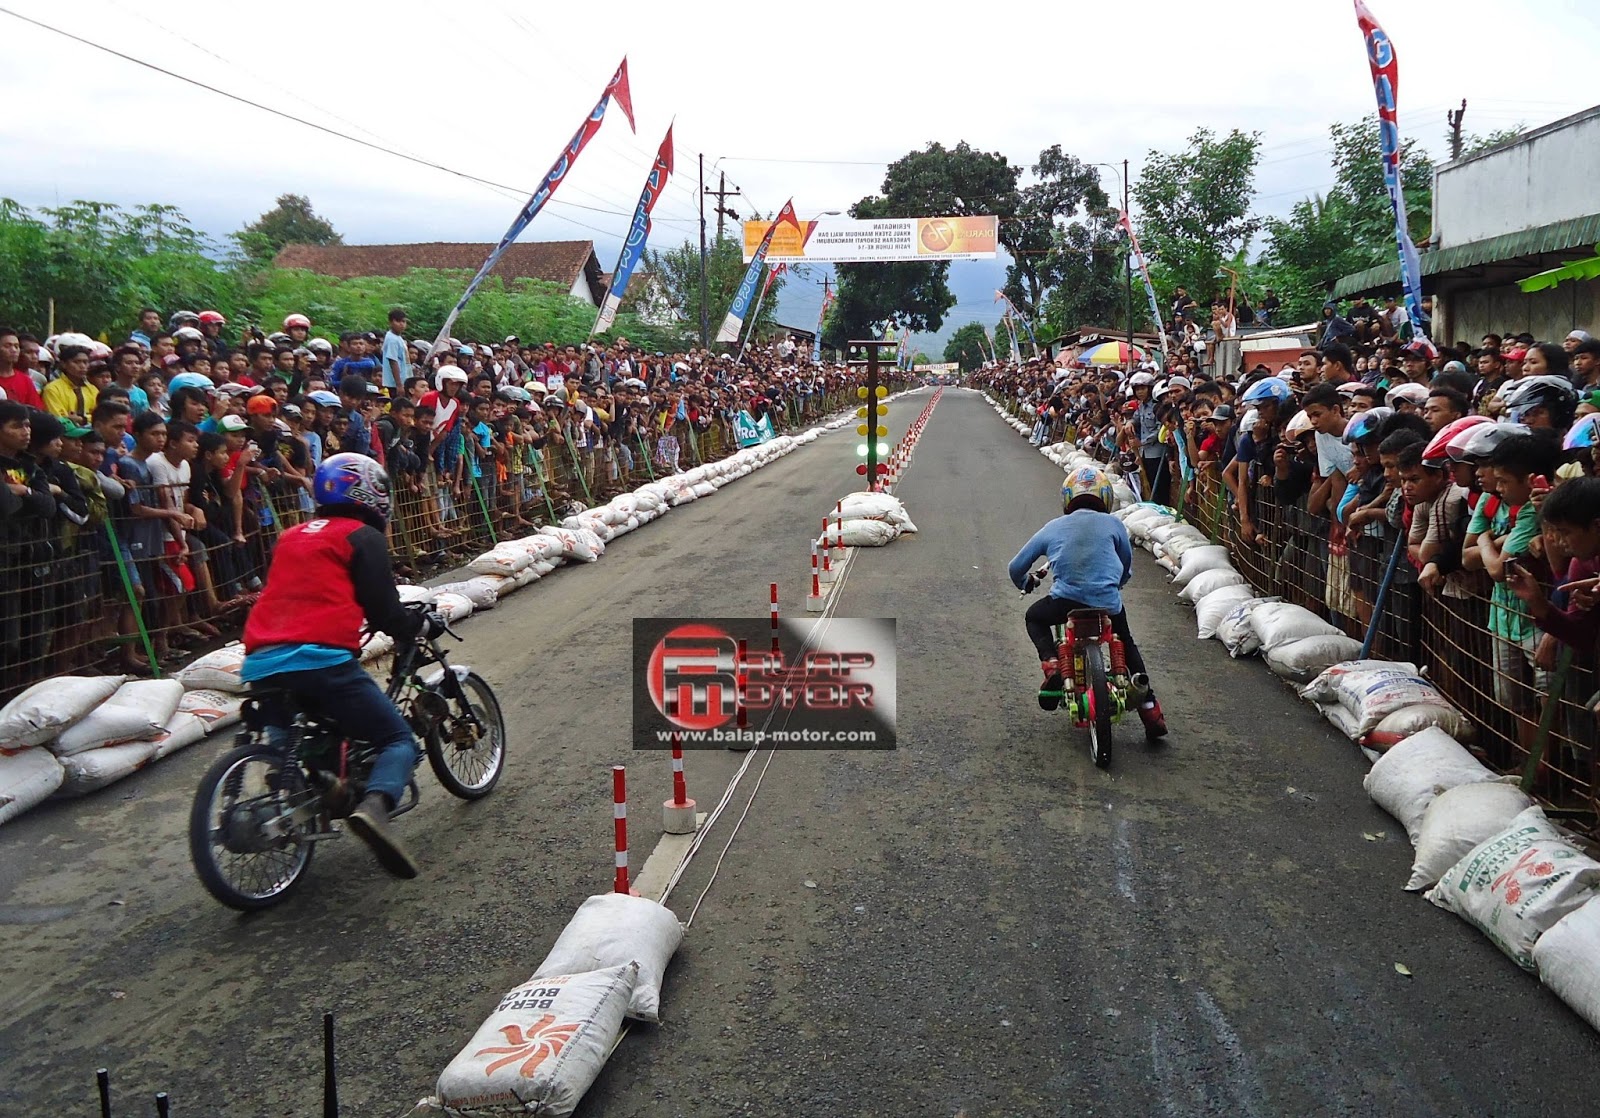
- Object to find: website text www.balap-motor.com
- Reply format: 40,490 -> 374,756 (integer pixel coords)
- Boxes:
653,727 -> 884,747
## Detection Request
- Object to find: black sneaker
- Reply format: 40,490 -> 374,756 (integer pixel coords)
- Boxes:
346,794 -> 419,880
1038,673 -> 1065,711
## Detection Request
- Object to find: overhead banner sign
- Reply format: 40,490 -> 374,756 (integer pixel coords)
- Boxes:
744,215 -> 998,263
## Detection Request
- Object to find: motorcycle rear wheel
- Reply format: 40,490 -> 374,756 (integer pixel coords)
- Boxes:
189,744 -> 318,911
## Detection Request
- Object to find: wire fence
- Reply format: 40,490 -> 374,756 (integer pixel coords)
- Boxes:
1,389 -> 859,706
996,394 -> 1597,830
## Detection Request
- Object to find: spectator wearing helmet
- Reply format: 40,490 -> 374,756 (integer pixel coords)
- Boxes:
198,310 -> 230,360
240,451 -> 427,879
1504,373 -> 1578,432
283,314 -> 312,346
1007,465 -> 1165,736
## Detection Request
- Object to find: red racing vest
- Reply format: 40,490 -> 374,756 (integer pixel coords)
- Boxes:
243,516 -> 368,654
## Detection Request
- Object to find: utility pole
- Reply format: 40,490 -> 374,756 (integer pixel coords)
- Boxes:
1447,99 -> 1468,161
698,153 -> 709,348
705,172 -> 742,242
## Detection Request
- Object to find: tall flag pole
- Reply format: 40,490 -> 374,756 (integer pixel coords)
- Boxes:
735,262 -> 786,364
718,200 -> 801,343
592,122 -> 674,337
1354,0 -> 1428,338
428,59 -> 635,360
1119,210 -> 1169,359
994,290 -> 1041,357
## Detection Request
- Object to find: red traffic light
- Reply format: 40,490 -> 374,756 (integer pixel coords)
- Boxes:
875,463 -> 889,475
855,464 -> 868,475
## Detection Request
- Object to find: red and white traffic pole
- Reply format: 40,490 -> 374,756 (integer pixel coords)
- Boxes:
662,732 -> 698,834
612,766 -> 631,894
807,540 -> 825,611
769,582 -> 780,659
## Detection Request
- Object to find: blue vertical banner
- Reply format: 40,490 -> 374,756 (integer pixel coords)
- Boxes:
428,59 -> 635,358
718,200 -> 799,343
1354,0 -> 1428,338
593,123 -> 674,336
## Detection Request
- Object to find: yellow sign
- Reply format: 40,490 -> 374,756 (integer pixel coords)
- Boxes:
744,215 -> 999,263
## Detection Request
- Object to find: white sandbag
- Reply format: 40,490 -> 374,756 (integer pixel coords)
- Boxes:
398,584 -> 437,605
1366,703 -> 1474,747
1150,523 -> 1208,547
434,592 -> 474,623
512,565 -> 541,588
1178,567 -> 1246,604
459,577 -> 503,610
1128,514 -> 1175,544
1532,897 -> 1600,1031
51,679 -> 184,756
150,713 -> 209,761
521,535 -> 567,563
1171,545 -> 1233,588
0,674 -> 127,747
0,748 -> 65,825
177,688 -> 243,732
1362,727 -> 1500,842
838,518 -> 899,547
56,740 -> 159,797
632,488 -> 664,514
176,643 -> 247,693
690,481 -> 717,498
536,527 -> 599,563
360,631 -> 397,661
1428,807 -> 1600,970
532,894 -> 684,1023
1300,661 -> 1449,739
1407,782 -> 1534,891
1218,597 -> 1277,657
468,547 -> 533,578
1262,634 -> 1365,684
1195,585 -> 1257,640
434,963 -> 637,1116
1248,602 -> 1342,653
608,493 -> 638,519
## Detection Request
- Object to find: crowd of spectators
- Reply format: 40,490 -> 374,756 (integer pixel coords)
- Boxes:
983,316 -> 1600,803
0,307 -> 861,694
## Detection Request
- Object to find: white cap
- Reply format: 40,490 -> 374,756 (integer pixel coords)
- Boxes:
1569,329 -> 1594,343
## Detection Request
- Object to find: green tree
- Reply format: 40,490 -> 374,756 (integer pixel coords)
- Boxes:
943,322 -> 991,372
235,193 -> 342,266
1459,125 -> 1524,159
1325,116 -> 1433,250
1133,128 -> 1262,303
1003,146 -> 1109,320
1259,194 -> 1375,324
828,141 -> 1020,346
644,236 -> 784,347
1039,209 -> 1131,337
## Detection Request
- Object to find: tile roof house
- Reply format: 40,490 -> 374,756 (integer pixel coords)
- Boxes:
272,240 -> 609,307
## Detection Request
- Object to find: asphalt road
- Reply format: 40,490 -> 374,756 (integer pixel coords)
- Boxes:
3,388 -> 1598,1117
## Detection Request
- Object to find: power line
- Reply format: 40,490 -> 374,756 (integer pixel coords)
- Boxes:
0,4 -> 662,230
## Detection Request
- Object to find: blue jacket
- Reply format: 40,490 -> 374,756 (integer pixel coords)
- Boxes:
1008,510 -> 1134,612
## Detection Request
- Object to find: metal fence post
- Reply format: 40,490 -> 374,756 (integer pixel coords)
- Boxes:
104,520 -> 159,675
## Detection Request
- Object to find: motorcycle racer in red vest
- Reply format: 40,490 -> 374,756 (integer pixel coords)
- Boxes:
241,452 -> 437,878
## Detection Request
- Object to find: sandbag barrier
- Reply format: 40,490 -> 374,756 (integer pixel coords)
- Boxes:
0,397 -> 920,831
981,392 -> 1600,1037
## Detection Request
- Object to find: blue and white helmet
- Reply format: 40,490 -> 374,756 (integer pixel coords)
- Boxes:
313,453 -> 390,524
1240,376 -> 1293,405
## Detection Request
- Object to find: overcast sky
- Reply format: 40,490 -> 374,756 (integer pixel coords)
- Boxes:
4,0 -> 1596,349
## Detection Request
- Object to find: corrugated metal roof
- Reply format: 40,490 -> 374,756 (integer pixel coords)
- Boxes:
1333,212 -> 1600,297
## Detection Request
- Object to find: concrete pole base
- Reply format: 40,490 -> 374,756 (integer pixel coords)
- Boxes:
662,798 -> 699,834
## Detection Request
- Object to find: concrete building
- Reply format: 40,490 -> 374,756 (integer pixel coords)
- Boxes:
1334,104 -> 1600,345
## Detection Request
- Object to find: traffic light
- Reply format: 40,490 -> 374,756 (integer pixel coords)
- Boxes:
856,464 -> 868,475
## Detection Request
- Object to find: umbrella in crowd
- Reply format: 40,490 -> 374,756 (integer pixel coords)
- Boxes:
1077,341 -> 1145,366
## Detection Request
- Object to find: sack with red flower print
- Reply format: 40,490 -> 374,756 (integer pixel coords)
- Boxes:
1427,807 -> 1600,970
433,963 -> 636,1115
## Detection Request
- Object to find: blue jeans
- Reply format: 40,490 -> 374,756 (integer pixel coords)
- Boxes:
254,659 -> 418,806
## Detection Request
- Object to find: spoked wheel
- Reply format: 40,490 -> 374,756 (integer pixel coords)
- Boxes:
1086,645 -> 1114,770
189,745 -> 318,911
427,671 -> 506,800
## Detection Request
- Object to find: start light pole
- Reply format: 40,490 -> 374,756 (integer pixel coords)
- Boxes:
848,338 -> 895,491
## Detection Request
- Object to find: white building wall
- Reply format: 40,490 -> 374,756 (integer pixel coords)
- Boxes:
569,273 -> 595,307
1433,106 -> 1600,247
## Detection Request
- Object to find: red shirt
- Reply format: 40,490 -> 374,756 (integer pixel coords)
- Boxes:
0,369 -> 44,409
243,516 -> 368,653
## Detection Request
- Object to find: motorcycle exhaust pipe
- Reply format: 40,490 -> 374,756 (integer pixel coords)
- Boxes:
1129,673 -> 1150,698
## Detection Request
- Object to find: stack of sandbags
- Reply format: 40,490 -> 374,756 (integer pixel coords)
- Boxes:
827,491 -> 919,548
1299,660 -> 1472,747
422,894 -> 684,1117
51,679 -> 185,796
0,676 -> 125,820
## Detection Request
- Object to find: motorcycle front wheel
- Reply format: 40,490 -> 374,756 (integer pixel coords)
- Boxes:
189,744 -> 318,911
427,671 -> 506,800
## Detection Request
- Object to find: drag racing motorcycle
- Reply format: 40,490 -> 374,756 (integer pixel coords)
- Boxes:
188,605 -> 505,910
